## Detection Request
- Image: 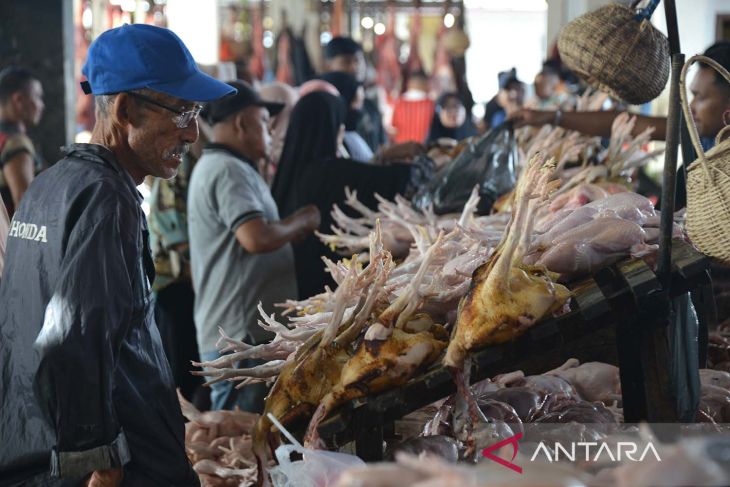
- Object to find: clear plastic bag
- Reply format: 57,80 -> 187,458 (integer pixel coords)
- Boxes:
267,414 -> 366,487
412,122 -> 518,215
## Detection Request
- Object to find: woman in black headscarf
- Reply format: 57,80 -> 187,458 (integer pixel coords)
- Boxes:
320,71 -> 375,163
427,92 -> 477,143
272,91 -> 434,299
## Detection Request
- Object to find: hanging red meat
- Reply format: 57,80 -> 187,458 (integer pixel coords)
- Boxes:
401,2 -> 425,92
375,4 -> 402,101
249,2 -> 265,81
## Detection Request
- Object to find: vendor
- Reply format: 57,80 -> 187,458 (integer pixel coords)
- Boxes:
511,41 -> 730,329
0,24 -> 234,486
512,41 -> 730,206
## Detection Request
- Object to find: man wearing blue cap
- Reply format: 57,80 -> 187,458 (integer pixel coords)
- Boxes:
0,24 -> 235,486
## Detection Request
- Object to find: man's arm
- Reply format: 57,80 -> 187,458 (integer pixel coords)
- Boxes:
234,204 -> 320,254
34,199 -> 137,480
511,109 -> 668,140
3,151 -> 35,210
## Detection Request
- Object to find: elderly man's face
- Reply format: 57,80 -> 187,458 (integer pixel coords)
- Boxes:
125,91 -> 199,180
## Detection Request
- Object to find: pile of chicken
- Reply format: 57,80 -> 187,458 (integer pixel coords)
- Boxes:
320,109 -> 661,261
192,149 -> 678,477
178,392 -> 259,486
333,362 -> 730,487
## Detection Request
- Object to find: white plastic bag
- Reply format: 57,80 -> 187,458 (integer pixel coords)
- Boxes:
266,414 -> 366,487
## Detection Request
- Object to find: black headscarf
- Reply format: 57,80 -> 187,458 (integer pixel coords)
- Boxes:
272,90 -> 424,300
427,93 -> 477,143
272,91 -> 345,217
320,71 -> 363,131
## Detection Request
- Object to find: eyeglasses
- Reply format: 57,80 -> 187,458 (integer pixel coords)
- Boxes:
126,91 -> 202,129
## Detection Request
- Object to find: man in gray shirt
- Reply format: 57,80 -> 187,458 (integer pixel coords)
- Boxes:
188,81 -> 320,411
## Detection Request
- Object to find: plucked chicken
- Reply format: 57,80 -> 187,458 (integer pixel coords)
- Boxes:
444,154 -> 571,369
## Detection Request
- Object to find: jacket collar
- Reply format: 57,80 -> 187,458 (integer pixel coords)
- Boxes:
63,143 -> 142,202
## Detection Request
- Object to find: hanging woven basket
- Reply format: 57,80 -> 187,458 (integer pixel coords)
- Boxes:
557,0 -> 669,105
679,55 -> 730,264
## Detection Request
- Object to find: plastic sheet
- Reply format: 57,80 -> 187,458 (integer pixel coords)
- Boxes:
412,122 -> 518,215
267,414 -> 365,487
670,292 -> 701,422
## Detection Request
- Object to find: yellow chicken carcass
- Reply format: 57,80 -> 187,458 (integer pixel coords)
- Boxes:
444,154 -> 571,370
253,243 -> 395,472
304,321 -> 448,447
252,334 -> 352,459
302,234 -> 453,447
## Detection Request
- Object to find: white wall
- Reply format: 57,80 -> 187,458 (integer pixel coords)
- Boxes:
464,0 -> 548,113
652,0 -> 730,60
167,0 -> 219,65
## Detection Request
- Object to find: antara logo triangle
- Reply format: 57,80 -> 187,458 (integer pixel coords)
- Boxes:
481,432 -> 523,474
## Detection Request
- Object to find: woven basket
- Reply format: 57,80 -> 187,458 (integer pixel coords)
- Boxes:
679,55 -> 730,264
557,2 -> 669,105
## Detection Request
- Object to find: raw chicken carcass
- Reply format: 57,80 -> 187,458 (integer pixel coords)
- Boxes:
535,191 -> 655,238
304,322 -> 448,447
303,237 -> 452,447
535,217 -> 657,278
696,384 -> 730,423
443,155 -> 570,456
445,154 -> 571,368
546,359 -> 622,404
548,183 -> 609,212
699,369 -> 730,390
385,435 -> 459,463
252,248 -> 395,473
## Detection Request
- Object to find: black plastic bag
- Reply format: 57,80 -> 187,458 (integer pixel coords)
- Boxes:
412,122 -> 518,215
669,292 -> 701,422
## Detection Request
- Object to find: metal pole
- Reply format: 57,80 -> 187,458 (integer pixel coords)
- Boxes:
663,0 -> 681,55
657,53 -> 684,287
656,0 -> 682,288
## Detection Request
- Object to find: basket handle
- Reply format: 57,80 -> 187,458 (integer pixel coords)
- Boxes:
679,54 -> 730,177
633,0 -> 661,21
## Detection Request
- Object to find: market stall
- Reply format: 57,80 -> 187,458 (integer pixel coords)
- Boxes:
176,2 -> 730,486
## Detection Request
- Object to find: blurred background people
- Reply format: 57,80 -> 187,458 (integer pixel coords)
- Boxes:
320,71 -> 373,162
527,59 -> 566,109
427,92 -> 477,144
483,68 -> 525,131
272,91 -> 435,299
0,66 -> 44,216
390,70 -> 434,144
258,81 -> 299,183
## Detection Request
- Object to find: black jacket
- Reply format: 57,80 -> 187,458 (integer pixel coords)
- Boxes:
0,144 -> 198,486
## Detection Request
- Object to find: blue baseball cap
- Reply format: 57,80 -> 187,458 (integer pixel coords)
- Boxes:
81,24 -> 235,102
